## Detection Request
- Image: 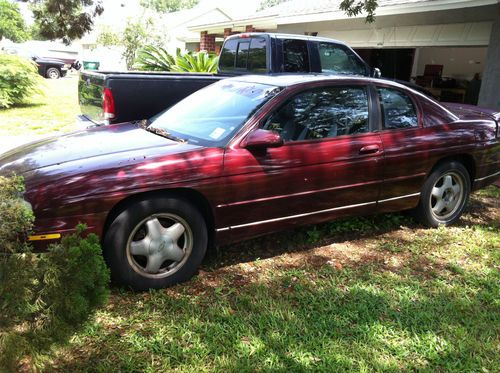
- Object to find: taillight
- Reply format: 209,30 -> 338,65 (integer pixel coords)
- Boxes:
103,87 -> 116,120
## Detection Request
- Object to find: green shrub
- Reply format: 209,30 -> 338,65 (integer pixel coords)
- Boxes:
0,176 -> 110,369
172,51 -> 219,73
133,45 -> 175,71
0,54 -> 43,108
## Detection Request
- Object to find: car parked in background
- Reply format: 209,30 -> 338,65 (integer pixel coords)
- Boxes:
1,75 -> 498,290
2,45 -> 71,79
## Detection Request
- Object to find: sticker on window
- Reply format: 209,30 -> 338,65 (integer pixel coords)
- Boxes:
209,127 -> 226,140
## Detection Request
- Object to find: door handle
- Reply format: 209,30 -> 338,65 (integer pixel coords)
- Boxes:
359,145 -> 380,154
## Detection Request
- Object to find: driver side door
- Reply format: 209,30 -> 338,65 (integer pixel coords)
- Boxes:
217,83 -> 384,242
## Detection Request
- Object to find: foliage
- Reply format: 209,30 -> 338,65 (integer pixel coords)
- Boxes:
140,0 -> 199,13
0,175 -> 110,369
25,0 -> 104,44
0,76 -> 79,137
340,0 -> 379,23
0,54 -> 43,109
0,0 -> 29,42
258,0 -> 290,11
96,25 -> 120,47
171,50 -> 219,73
133,45 -> 175,71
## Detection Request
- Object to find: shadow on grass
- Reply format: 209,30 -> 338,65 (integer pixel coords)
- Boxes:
0,102 -> 45,110
51,263 -> 499,372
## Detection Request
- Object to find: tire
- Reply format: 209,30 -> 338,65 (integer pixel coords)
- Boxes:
415,161 -> 470,227
103,197 -> 208,290
46,67 -> 61,79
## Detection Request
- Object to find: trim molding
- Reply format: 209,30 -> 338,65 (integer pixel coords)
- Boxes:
216,192 -> 422,232
475,171 -> 500,182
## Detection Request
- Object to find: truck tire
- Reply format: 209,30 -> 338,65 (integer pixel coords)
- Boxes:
46,67 -> 61,79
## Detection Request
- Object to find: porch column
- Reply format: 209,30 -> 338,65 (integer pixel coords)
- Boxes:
478,5 -> 500,109
200,31 -> 216,52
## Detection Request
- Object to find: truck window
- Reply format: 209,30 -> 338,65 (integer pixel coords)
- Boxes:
283,39 -> 309,73
318,42 -> 366,76
219,37 -> 267,72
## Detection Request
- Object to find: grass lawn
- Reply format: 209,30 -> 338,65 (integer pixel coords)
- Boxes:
39,187 -> 498,372
0,74 -> 80,137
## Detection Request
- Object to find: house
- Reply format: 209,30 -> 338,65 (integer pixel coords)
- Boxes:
187,0 -> 500,109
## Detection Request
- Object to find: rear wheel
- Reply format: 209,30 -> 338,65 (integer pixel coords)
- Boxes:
46,67 -> 61,79
415,161 -> 470,227
104,197 -> 207,290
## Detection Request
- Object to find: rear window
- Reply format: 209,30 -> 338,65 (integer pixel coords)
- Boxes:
219,37 -> 267,72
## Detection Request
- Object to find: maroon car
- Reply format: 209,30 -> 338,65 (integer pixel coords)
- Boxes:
1,75 -> 498,290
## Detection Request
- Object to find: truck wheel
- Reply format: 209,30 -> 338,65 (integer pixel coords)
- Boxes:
46,67 -> 61,79
103,197 -> 208,291
415,161 -> 470,227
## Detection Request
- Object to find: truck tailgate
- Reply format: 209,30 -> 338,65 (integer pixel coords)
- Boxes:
78,72 -> 106,123
78,71 -> 223,125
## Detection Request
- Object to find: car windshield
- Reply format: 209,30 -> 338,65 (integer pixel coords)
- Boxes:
148,80 -> 280,146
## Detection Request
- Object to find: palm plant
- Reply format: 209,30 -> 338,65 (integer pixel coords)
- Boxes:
133,45 -> 175,71
171,51 -> 219,73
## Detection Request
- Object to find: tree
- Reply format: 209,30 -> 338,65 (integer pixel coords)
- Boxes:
339,0 -> 378,23
0,0 -> 29,42
24,0 -> 104,44
259,0 -> 379,23
140,0 -> 199,13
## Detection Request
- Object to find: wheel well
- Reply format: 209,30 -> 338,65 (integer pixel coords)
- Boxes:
430,154 -> 476,184
102,188 -> 216,250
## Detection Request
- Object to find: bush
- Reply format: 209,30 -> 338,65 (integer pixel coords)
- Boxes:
0,176 -> 110,369
171,50 -> 219,73
133,45 -> 175,71
0,54 -> 43,108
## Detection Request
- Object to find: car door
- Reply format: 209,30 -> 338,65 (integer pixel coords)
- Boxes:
375,84 -> 475,213
218,83 -> 384,242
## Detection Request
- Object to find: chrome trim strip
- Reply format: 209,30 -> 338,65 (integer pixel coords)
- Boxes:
216,201 -> 376,232
216,179 -> 381,208
474,171 -> 500,182
378,192 -> 421,203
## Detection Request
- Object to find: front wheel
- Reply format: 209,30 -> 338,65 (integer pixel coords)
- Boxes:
103,197 -> 207,290
415,161 -> 470,227
46,67 -> 61,79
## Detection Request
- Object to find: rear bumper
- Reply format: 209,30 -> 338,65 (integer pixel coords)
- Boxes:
76,114 -> 101,130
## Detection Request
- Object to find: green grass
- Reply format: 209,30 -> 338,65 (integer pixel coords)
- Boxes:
0,74 -> 80,137
33,187 -> 498,372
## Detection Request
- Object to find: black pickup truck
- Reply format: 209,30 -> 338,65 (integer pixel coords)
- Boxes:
78,33 -> 378,125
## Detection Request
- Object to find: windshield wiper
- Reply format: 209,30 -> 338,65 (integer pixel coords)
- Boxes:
137,119 -> 186,143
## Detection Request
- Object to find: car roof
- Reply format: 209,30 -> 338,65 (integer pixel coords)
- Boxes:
227,74 -> 408,90
226,32 -> 350,48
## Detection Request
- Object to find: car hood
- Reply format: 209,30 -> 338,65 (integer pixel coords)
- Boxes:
34,56 -> 66,65
0,122 -> 202,175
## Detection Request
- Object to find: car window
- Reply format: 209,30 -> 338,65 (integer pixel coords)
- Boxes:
378,88 -> 418,129
219,37 -> 267,72
283,39 -> 309,72
318,42 -> 366,75
263,86 -> 369,141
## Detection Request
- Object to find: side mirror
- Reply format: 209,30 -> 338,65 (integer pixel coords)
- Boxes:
242,129 -> 283,149
372,67 -> 381,78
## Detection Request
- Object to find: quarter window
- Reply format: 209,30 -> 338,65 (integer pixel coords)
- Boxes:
378,88 -> 418,129
263,86 -> 369,141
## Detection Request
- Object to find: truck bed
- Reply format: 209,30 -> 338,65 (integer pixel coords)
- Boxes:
79,71 -> 223,124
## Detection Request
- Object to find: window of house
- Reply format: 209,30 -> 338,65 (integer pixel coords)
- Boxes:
263,86 -> 369,141
378,88 -> 418,129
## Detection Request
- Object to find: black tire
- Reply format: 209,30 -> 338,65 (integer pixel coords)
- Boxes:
103,197 -> 207,290
415,161 -> 470,227
46,67 -> 61,79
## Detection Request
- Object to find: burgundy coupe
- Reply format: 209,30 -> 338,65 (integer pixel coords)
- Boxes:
1,75 -> 498,290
